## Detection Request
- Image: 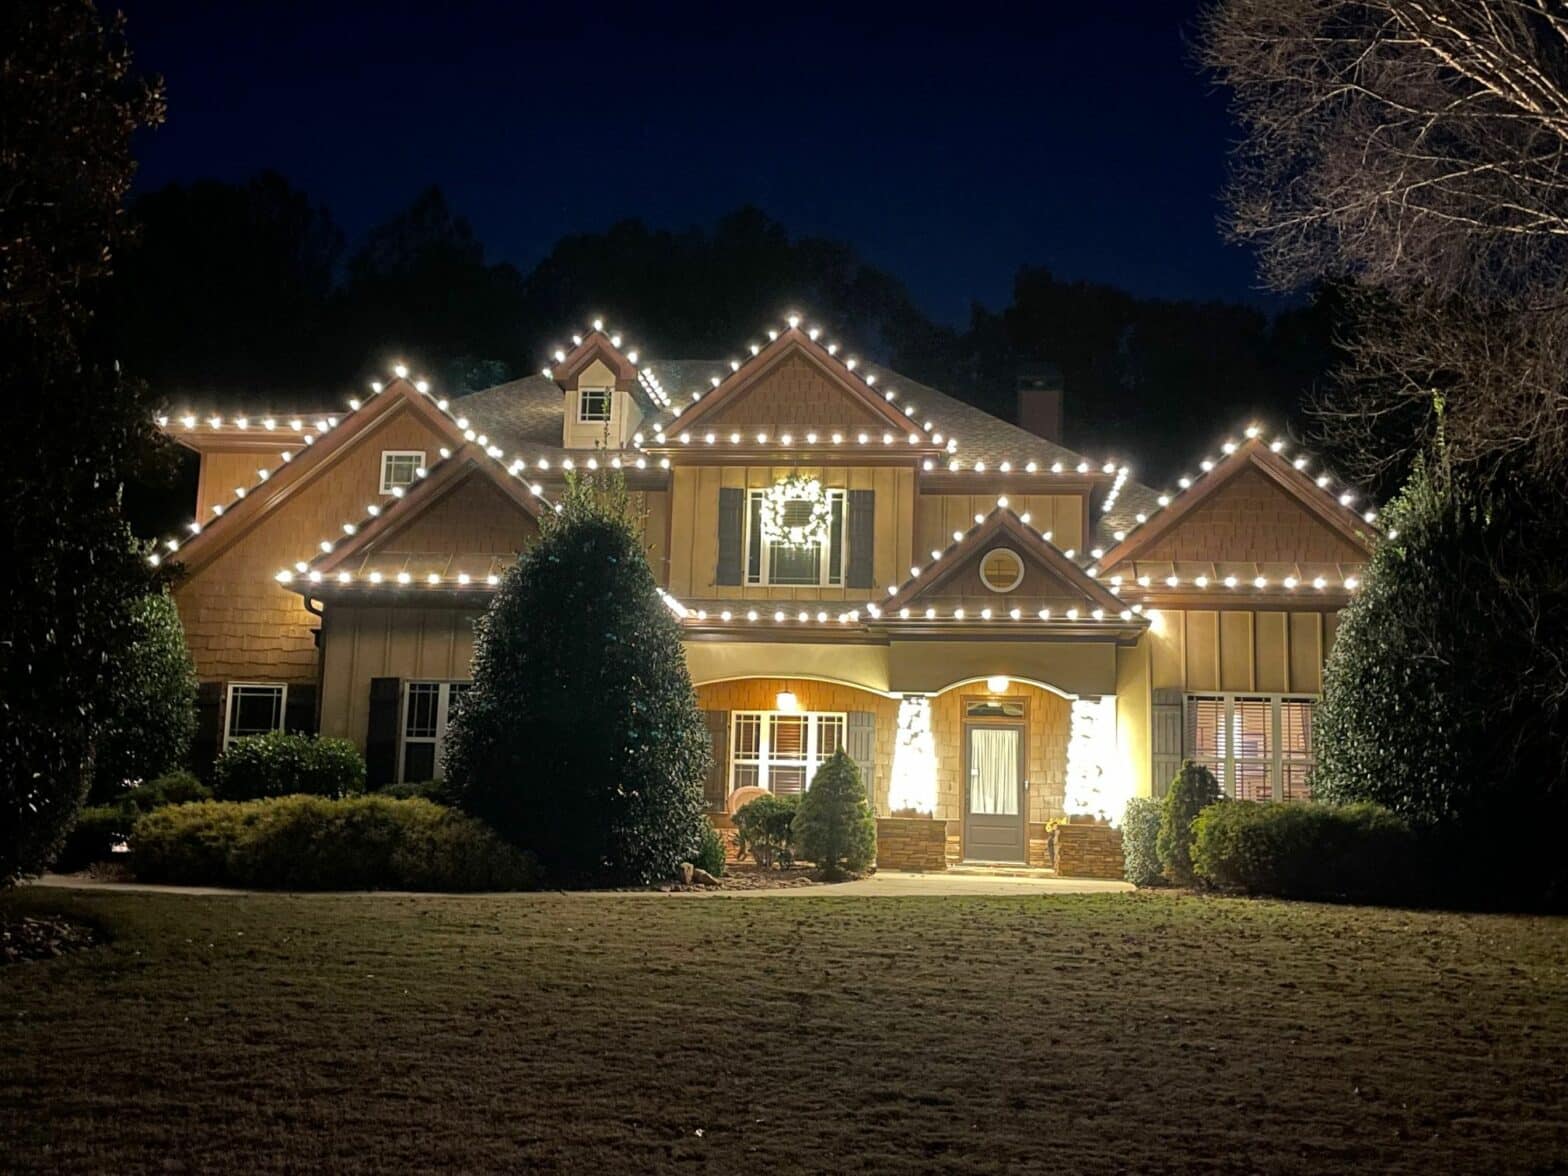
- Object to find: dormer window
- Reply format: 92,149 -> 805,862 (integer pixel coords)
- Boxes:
578,386 -> 612,423
380,450 -> 425,494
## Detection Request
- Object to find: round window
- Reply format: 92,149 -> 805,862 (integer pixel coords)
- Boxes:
979,547 -> 1025,593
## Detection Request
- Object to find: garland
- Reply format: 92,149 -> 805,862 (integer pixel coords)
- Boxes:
758,474 -> 832,547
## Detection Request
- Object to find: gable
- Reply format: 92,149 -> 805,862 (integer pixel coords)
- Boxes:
701,348 -> 890,431
357,466 -> 540,557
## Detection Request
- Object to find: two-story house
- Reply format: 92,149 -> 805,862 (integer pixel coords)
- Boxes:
153,313 -> 1374,869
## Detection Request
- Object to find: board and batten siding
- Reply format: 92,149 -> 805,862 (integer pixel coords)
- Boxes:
665,464 -> 915,601
1146,608 -> 1342,696
914,492 -> 1086,561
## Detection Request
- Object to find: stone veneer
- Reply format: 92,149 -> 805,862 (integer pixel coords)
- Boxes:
1049,818 -> 1125,879
876,817 -> 949,872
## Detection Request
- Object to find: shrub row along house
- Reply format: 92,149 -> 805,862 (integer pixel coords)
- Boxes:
151,315 -> 1375,870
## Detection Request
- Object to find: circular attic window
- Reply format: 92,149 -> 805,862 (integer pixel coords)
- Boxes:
979,547 -> 1025,593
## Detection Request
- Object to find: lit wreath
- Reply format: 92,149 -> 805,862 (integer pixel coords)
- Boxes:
759,474 -> 832,547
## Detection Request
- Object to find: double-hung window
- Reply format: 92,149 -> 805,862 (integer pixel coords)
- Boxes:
226,683 -> 287,747
1185,693 -> 1315,801
730,710 -> 846,795
400,681 -> 472,783
577,386 -> 612,423
744,488 -> 846,586
380,450 -> 425,494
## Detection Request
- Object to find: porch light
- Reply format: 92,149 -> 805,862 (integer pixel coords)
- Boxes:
985,675 -> 1009,694
775,691 -> 799,713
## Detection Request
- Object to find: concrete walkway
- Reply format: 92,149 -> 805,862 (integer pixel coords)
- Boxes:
34,871 -> 1131,899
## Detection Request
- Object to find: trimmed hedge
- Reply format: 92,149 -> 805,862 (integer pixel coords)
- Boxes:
213,732 -> 366,801
130,796 -> 538,891
1192,801 -> 1421,904
1157,761 -> 1222,885
1121,796 -> 1164,887
733,793 -> 800,868
54,772 -> 214,871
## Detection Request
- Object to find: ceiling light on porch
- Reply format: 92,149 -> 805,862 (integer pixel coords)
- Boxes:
985,675 -> 1009,694
775,691 -> 799,713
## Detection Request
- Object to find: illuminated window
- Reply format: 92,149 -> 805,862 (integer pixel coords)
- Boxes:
1184,693 -> 1316,801
380,450 -> 425,494
730,710 -> 845,795
400,681 -> 472,783
979,547 -> 1025,592
225,683 -> 286,747
578,386 -> 611,423
744,488 -> 846,587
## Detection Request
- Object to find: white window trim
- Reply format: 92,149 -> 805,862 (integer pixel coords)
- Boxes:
398,680 -> 471,783
577,386 -> 613,424
979,547 -> 1025,593
729,709 -> 847,794
379,450 -> 426,494
743,487 -> 847,587
1183,692 -> 1316,802
225,682 -> 288,748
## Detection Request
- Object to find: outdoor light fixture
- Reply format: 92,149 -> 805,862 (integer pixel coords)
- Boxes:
985,675 -> 1009,694
775,691 -> 799,713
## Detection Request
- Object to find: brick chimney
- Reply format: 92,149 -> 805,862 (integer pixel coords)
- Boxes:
1016,362 -> 1063,444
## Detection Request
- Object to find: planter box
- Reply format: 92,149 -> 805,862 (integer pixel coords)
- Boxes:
1049,819 -> 1125,879
876,816 -> 948,872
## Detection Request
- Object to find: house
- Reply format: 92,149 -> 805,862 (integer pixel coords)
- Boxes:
152,313 -> 1374,871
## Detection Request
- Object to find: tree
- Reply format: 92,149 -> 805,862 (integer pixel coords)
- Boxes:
1156,762 -> 1222,886
442,474 -> 710,885
792,750 -> 877,880
1201,0 -> 1568,482
1,1 -> 164,883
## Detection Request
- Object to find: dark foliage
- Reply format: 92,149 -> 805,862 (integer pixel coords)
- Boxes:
792,750 -> 876,879
130,795 -> 538,891
89,590 -> 197,802
213,733 -> 366,801
376,779 -> 450,803
1192,801 -> 1423,904
1156,762 -> 1223,886
1120,796 -> 1165,887
732,793 -> 801,869
55,770 -> 211,871
443,474 -> 710,886
692,820 -> 727,878
1313,463 -> 1568,906
1,1 -> 165,884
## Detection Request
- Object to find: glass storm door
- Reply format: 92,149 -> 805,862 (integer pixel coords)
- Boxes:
965,725 -> 1025,862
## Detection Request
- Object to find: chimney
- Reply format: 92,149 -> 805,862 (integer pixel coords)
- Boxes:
1016,362 -> 1063,444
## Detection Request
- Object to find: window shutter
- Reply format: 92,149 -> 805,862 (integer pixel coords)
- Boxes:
284,684 -> 318,736
846,489 -> 875,588
846,710 -> 878,812
715,487 -> 744,585
1152,689 -> 1183,796
192,681 -> 224,782
366,677 -> 401,788
703,710 -> 729,810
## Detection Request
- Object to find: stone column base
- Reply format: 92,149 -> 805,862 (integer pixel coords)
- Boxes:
1049,817 -> 1125,879
876,816 -> 948,872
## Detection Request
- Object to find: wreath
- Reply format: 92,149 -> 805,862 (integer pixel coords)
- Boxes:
759,474 -> 832,547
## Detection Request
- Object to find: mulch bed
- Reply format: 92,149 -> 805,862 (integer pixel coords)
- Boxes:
1,913 -> 100,965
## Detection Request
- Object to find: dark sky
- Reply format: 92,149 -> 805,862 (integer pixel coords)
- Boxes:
121,0 -> 1265,326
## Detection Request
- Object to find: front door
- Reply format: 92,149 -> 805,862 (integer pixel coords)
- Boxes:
964,724 -> 1025,862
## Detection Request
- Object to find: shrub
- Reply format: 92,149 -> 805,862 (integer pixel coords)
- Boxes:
1121,796 -> 1165,887
130,796 -> 537,891
692,820 -> 727,877
125,770 -> 211,811
733,793 -> 801,868
444,474 -> 709,886
1192,801 -> 1423,904
792,749 -> 876,879
90,590 -> 198,802
54,805 -> 137,872
377,779 -> 449,803
1312,464 -> 1568,906
213,732 -> 366,801
1157,761 -> 1223,886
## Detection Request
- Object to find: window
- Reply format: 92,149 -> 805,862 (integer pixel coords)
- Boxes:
979,547 -> 1025,592
730,710 -> 846,795
400,681 -> 471,783
1185,693 -> 1316,801
380,450 -> 425,494
744,488 -> 846,586
577,386 -> 611,423
226,683 -> 286,746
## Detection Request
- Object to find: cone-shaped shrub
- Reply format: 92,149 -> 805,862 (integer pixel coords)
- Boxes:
443,473 -> 710,886
91,590 -> 197,802
792,749 -> 876,879
1157,761 -> 1222,886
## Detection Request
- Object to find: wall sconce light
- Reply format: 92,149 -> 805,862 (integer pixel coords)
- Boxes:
775,691 -> 799,712
985,675 -> 1009,694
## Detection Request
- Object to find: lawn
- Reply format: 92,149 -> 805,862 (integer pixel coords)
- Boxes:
2,887 -> 1567,1173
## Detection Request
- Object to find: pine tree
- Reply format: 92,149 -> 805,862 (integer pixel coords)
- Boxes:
443,473 -> 710,885
793,749 -> 876,879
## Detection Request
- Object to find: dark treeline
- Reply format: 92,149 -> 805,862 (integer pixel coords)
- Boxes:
110,172 -> 1341,492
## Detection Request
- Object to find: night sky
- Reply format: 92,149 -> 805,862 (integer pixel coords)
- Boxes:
120,0 -> 1266,326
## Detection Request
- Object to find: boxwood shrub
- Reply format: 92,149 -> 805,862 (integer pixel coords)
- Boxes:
1157,761 -> 1222,885
130,795 -> 538,891
733,793 -> 800,868
213,732 -> 366,801
1120,796 -> 1164,887
1191,800 -> 1422,904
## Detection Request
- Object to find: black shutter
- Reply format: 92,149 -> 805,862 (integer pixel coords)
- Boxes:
715,487 -> 744,585
192,681 -> 224,782
284,684 -> 318,736
703,710 -> 729,811
846,710 -> 877,812
366,677 -> 401,787
846,489 -> 875,589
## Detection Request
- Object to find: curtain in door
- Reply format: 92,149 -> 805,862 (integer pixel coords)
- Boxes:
969,729 -> 1019,815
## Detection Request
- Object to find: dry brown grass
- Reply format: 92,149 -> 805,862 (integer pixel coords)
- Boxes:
2,887 -> 1566,1174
